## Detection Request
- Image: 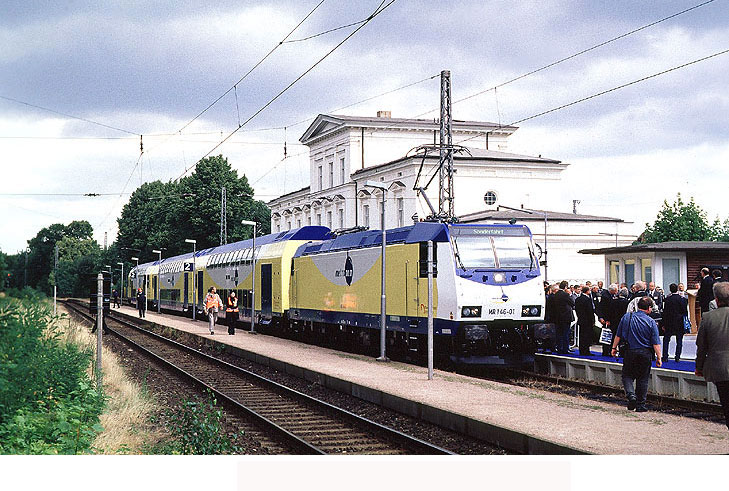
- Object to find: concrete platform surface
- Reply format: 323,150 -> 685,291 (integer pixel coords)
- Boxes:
114,305 -> 729,455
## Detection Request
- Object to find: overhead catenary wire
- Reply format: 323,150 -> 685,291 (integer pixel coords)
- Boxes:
174,0 -> 327,136
176,0 -> 397,181
0,94 -> 139,135
455,46 -> 729,146
414,0 -> 717,118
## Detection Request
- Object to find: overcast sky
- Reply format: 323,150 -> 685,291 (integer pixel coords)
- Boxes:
1,0 -> 728,253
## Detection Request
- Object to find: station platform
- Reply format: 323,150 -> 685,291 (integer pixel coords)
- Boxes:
110,305 -> 729,455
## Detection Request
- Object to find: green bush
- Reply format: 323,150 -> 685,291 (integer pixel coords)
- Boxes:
0,297 -> 104,454
157,391 -> 241,455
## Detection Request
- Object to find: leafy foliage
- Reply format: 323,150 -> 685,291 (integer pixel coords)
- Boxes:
639,194 -> 720,243
154,391 -> 241,455
116,155 -> 270,263
0,297 -> 104,454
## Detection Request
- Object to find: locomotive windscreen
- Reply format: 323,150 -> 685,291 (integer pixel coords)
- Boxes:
449,225 -> 536,269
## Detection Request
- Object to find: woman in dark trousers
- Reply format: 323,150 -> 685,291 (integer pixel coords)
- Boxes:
136,288 -> 146,318
226,291 -> 239,335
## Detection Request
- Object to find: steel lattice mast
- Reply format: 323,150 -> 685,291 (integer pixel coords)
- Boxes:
438,70 -> 454,220
220,186 -> 227,245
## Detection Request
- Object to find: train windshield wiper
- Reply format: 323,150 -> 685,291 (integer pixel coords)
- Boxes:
451,237 -> 466,270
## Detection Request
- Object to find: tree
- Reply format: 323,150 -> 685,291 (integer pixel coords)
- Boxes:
116,155 -> 270,262
53,236 -> 102,297
639,194 -> 714,243
24,220 -> 95,293
0,249 -> 8,290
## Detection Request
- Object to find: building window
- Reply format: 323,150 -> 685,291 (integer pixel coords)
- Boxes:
307,216 -> 311,226
641,258 -> 652,283
662,258 -> 680,292
338,208 -> 344,229
484,191 -> 498,206
318,166 -> 323,191
624,259 -> 636,285
340,158 -> 345,184
316,214 -> 321,226
397,197 -> 404,227
363,205 -> 370,229
328,162 -> 334,188
286,221 -> 291,230
378,200 -> 384,228
276,224 -> 281,232
297,219 -> 301,228
327,211 -> 332,229
609,260 -> 620,285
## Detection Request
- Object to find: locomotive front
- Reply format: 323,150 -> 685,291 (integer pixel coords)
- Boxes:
447,224 -> 545,364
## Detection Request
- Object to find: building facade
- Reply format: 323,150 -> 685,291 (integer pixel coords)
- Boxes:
267,111 -> 633,283
268,112 -> 568,232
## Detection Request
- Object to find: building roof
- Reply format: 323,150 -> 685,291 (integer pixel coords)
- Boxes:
352,147 -> 562,178
579,241 -> 729,255
300,113 -> 517,145
459,208 -> 625,223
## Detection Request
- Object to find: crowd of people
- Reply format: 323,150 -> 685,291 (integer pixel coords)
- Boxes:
542,269 -> 729,427
542,279 -> 680,358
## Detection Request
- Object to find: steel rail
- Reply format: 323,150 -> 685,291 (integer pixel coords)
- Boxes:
63,300 -> 453,455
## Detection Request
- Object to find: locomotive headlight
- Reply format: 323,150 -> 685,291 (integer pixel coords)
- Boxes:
493,273 -> 506,283
521,305 -> 542,317
461,306 -> 481,318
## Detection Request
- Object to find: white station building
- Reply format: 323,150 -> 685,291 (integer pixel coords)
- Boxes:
267,112 -> 635,283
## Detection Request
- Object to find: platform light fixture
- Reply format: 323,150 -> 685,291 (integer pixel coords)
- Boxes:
184,239 -> 197,321
364,180 -> 389,362
152,249 -> 163,313
241,220 -> 257,334
117,262 -> 124,305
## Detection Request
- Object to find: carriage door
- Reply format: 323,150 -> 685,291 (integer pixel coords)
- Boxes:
197,271 -> 204,308
261,263 -> 272,315
184,273 -> 189,308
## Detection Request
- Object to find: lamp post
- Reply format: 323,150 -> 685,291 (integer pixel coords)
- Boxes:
152,249 -> 162,313
117,262 -> 124,306
364,180 -> 389,362
185,239 -> 197,321
131,256 -> 141,314
241,220 -> 257,334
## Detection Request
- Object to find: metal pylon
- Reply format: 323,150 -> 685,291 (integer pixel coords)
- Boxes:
220,186 -> 227,245
438,70 -> 454,220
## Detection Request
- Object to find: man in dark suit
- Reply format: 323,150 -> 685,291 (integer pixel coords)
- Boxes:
662,283 -> 689,362
575,286 -> 595,355
695,282 -> 729,430
552,280 -> 575,354
604,286 -> 630,356
698,267 -> 715,313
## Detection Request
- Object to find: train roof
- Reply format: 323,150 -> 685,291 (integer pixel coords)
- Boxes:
295,222 -> 450,256
130,226 -> 331,272
294,222 -> 534,257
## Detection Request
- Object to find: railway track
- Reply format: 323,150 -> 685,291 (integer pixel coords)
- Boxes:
462,365 -> 725,419
64,300 -> 453,455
